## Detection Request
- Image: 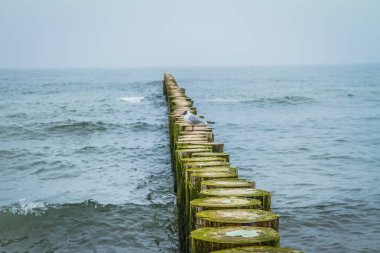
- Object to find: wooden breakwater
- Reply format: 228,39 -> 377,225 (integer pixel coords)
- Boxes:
163,74 -> 302,253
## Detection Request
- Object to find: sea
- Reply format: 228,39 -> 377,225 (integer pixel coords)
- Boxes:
0,65 -> 379,253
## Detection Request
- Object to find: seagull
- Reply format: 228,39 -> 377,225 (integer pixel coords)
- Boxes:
182,111 -> 208,131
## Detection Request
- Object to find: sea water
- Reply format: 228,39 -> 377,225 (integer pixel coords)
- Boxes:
1,65 -> 379,252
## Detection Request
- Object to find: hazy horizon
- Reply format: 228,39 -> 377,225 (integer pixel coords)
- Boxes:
1,0 -> 379,68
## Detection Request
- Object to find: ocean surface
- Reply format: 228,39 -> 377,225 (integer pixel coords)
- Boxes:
0,65 -> 379,252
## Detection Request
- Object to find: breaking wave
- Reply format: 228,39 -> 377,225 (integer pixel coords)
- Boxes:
207,96 -> 315,106
46,120 -> 113,134
120,96 -> 144,103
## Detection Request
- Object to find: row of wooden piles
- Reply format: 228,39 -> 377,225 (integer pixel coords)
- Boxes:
163,74 -> 302,253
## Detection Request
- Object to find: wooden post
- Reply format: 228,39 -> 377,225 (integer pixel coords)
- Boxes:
191,227 -> 279,253
195,209 -> 279,230
200,188 -> 271,211
192,152 -> 230,162
190,197 -> 261,231
201,178 -> 256,190
209,246 -> 303,253
163,74 -> 302,253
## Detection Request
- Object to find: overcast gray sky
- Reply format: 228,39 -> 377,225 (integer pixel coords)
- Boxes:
0,0 -> 379,68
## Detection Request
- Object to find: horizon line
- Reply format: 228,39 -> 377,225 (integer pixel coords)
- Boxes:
0,62 -> 379,70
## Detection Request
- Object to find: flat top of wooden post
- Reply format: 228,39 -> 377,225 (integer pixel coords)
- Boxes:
191,171 -> 237,179
196,209 -> 279,223
202,178 -> 255,188
191,197 -> 261,208
191,226 -> 279,244
210,246 -> 303,253
181,157 -> 226,163
200,188 -> 270,197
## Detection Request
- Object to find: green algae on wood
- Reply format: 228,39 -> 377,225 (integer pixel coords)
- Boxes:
178,145 -> 213,150
201,178 -> 256,190
190,226 -> 279,253
174,148 -> 211,194
192,152 -> 230,162
183,161 -> 230,169
181,157 -> 226,163
183,167 -> 239,210
174,149 -> 211,182
178,135 -> 209,140
178,136 -> 209,142
200,188 -> 271,211
178,167 -> 237,224
175,148 -> 211,166
185,171 -> 239,252
175,148 -> 212,166
190,197 -> 262,231
164,74 -> 284,253
176,149 -> 212,159
209,246 -> 303,253
176,141 -> 213,146
176,142 -> 224,152
179,132 -> 214,142
195,209 -> 279,230
191,197 -> 261,209
181,131 -> 214,138
187,171 -> 239,217
184,167 -> 239,207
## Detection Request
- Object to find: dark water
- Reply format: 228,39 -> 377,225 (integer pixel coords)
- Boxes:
0,69 -> 178,252
1,65 -> 380,252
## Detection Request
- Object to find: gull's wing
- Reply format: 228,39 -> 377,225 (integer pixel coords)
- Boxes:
188,114 -> 206,124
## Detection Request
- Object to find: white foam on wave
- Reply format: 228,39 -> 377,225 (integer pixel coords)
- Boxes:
120,96 -> 144,103
5,199 -> 48,216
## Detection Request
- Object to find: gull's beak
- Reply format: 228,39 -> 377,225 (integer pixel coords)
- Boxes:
181,111 -> 187,116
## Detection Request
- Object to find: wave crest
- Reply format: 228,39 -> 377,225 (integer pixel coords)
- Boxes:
46,120 -> 108,134
120,96 -> 144,103
0,199 -> 48,216
244,96 -> 315,106
207,96 -> 315,106
0,199 -> 111,217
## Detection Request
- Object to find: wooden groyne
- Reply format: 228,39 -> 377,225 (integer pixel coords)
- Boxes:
163,74 -> 302,253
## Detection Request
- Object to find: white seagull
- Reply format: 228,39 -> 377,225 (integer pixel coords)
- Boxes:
182,111 -> 208,131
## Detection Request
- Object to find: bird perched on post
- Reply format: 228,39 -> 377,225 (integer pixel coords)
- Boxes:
182,111 -> 208,131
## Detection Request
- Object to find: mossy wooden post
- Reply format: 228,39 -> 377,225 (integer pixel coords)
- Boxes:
177,158 -> 228,224
192,152 -> 230,162
178,135 -> 209,142
174,148 -> 212,193
210,246 -> 303,253
183,161 -> 230,170
179,157 -> 228,191
176,142 -> 224,153
190,227 -> 279,253
200,188 -> 271,211
184,167 -> 238,209
164,74 -> 195,253
177,156 -> 222,251
181,131 -> 214,142
183,168 -> 238,220
188,172 -> 238,206
195,209 -> 279,230
177,141 -> 224,153
190,197 -> 261,231
180,170 -> 236,253
162,74 -> 299,253
179,159 -> 230,201
201,178 -> 256,190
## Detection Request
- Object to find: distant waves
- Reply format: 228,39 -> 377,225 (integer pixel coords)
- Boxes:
205,95 -> 316,106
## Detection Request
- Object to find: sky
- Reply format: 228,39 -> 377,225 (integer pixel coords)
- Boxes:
0,0 -> 379,68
